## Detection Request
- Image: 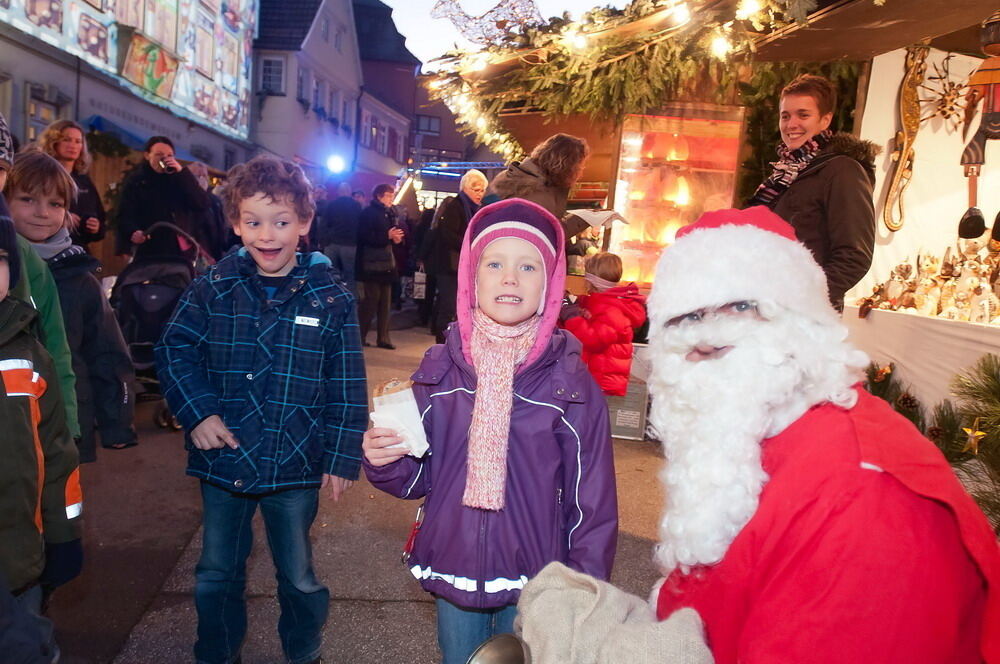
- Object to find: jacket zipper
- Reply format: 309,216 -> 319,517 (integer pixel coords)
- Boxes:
477,510 -> 487,609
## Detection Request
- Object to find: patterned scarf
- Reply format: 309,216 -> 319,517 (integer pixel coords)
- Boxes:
463,307 -> 540,510
749,130 -> 832,208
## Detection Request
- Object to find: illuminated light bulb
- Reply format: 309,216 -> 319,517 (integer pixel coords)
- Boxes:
673,3 -> 691,24
628,190 -> 646,201
735,0 -> 761,20
483,132 -> 493,142
711,35 -> 732,60
428,78 -> 446,90
675,176 -> 690,207
476,116 -> 487,129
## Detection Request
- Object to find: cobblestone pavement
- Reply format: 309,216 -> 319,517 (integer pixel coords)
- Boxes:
51,325 -> 665,663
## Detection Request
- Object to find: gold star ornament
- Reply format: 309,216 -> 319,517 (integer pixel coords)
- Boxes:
962,417 -> 987,455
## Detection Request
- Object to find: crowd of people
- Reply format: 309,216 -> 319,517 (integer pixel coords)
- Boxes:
0,72 -> 997,664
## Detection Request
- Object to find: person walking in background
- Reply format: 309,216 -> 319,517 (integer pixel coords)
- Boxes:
186,161 -> 229,261
38,120 -> 106,250
114,136 -> 210,258
155,155 -> 367,664
363,199 -> 617,664
429,169 -> 486,343
413,207 -> 437,328
486,133 -> 592,239
356,184 -> 403,349
748,74 -> 878,311
321,182 -> 363,294
560,252 -> 646,397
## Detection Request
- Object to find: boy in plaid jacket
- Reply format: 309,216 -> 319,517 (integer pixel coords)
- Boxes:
155,156 -> 367,664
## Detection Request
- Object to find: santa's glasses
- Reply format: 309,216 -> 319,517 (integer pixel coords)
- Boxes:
665,300 -> 760,327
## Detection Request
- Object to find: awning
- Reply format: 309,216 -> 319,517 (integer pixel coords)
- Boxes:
81,115 -> 198,162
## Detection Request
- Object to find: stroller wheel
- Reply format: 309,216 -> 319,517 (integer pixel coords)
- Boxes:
154,404 -> 169,429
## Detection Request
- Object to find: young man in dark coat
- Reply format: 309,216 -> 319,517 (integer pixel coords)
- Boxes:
749,74 -> 878,311
320,182 -> 363,294
114,136 -> 210,257
356,184 -> 403,349
429,169 -> 486,343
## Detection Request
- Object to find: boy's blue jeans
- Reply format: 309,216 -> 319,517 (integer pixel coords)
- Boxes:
435,597 -> 517,664
194,481 -> 328,664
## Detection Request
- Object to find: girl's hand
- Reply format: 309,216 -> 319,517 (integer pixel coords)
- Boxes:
363,427 -> 408,467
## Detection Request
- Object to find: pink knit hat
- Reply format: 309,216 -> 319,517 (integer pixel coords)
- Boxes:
456,198 -> 567,369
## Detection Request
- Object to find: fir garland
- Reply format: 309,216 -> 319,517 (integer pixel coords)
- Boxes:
425,0 -> 885,158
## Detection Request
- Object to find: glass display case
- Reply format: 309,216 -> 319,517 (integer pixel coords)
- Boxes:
611,104 -> 746,284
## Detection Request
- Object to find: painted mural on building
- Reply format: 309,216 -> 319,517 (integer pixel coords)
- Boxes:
0,0 -> 255,139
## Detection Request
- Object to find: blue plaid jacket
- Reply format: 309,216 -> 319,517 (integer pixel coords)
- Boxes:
155,249 -> 368,493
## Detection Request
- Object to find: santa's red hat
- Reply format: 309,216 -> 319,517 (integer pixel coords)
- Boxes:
648,206 -> 839,328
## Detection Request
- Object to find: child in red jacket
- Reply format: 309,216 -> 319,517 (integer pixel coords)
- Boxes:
561,252 -> 646,396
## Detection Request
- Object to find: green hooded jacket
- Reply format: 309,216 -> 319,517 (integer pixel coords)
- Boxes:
12,234 -> 79,438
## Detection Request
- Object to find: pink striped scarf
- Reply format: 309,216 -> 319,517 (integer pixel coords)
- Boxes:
463,307 -> 540,510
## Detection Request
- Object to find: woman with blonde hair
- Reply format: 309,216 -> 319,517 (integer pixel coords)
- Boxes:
39,119 -> 106,248
486,133 -> 591,238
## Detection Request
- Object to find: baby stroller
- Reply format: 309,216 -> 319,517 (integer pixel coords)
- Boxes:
111,222 -> 209,430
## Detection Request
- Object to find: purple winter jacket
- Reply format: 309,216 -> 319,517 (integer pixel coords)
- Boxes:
363,326 -> 618,609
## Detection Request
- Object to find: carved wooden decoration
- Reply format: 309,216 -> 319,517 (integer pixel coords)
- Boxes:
884,43 -> 929,232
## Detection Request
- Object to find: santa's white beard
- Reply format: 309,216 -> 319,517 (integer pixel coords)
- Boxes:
647,311 -> 867,575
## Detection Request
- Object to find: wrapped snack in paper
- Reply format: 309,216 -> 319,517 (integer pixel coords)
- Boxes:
370,379 -> 429,458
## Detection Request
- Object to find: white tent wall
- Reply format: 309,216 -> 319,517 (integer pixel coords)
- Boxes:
849,47 -> 1000,302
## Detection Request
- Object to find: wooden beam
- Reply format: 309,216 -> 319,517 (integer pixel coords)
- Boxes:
755,0 -> 995,61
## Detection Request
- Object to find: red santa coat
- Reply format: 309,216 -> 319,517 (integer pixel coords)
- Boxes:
561,284 -> 646,396
657,388 -> 1000,663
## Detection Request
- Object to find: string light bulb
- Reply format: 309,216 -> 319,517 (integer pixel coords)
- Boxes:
672,3 -> 691,25
710,34 -> 732,60
735,0 -> 761,20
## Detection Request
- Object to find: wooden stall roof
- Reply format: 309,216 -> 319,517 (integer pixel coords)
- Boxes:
754,0 -> 996,61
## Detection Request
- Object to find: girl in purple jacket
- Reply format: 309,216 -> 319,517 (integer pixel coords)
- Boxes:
363,199 -> 618,664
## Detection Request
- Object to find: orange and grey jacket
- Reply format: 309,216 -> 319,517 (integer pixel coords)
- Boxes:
0,296 -> 81,592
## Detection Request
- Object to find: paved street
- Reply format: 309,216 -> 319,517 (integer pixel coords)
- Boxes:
49,325 -> 666,664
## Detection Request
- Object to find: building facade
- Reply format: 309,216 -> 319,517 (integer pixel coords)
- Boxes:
0,0 -> 256,167
350,0 -> 417,195
252,0 -> 361,184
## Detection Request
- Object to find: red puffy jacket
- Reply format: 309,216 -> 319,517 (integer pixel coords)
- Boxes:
561,284 -> 646,396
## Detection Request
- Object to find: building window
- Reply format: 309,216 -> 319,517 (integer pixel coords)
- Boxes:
415,114 -> 441,136
321,16 -> 329,41
329,89 -> 340,121
297,66 -> 307,101
312,78 -> 322,111
377,121 -> 388,155
260,57 -> 284,94
26,97 -> 59,142
334,26 -> 344,52
224,148 -> 236,171
342,98 -> 351,128
361,110 -> 373,148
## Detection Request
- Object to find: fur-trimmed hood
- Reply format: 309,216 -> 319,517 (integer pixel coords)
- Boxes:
489,158 -> 547,199
810,132 -> 881,184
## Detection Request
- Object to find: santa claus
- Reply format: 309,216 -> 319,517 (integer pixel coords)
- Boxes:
646,207 -> 1000,663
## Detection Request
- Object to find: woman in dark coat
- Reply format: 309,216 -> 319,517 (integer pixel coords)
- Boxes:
428,169 -> 486,343
486,133 -> 591,239
39,120 -> 107,248
748,74 -> 878,311
114,136 -> 210,257
356,184 -> 403,349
